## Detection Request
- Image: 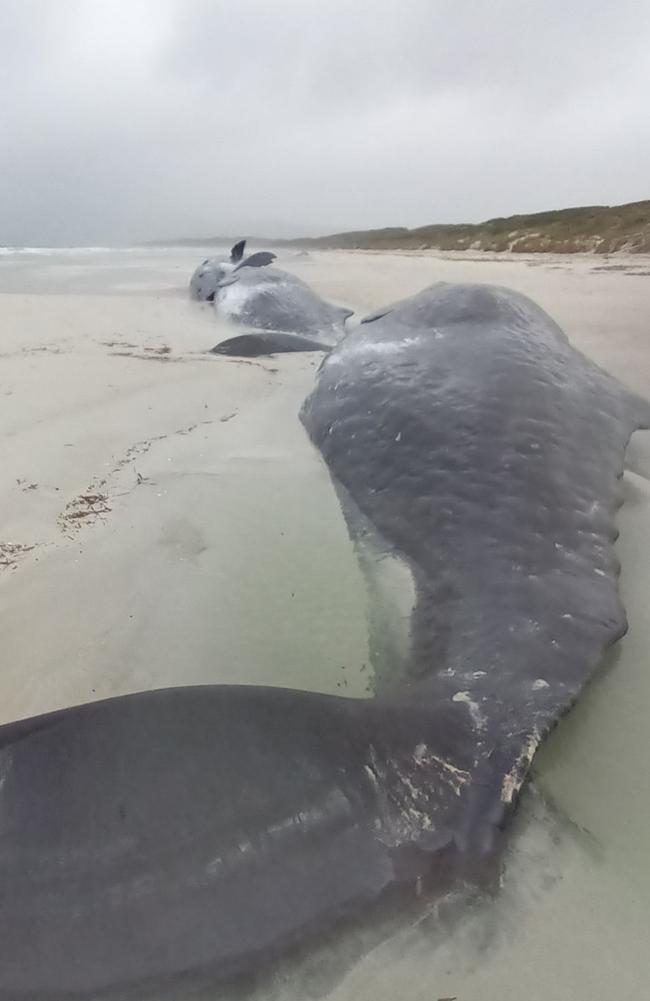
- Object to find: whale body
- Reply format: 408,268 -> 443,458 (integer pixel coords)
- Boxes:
1,280 -> 648,996
212,266 -> 353,356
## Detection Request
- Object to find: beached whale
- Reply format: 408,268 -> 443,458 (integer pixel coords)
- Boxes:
211,266 -> 353,356
189,241 -> 276,301
301,281 -> 650,843
0,281 -> 647,997
189,239 -> 246,301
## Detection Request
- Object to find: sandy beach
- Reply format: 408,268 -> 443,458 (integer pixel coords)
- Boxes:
1,246 -> 649,1000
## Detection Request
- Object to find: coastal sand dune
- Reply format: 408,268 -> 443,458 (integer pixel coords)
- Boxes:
1,246 -> 649,1000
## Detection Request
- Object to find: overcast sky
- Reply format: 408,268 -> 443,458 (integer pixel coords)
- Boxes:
1,0 -> 649,245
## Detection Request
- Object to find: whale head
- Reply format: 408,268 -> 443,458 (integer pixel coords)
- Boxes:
189,240 -> 249,301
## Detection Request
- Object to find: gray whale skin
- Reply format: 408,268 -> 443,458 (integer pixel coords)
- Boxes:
189,240 -> 275,301
1,281 -> 648,997
212,266 -> 353,356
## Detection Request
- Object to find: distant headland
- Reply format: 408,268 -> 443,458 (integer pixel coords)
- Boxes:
151,199 -> 650,255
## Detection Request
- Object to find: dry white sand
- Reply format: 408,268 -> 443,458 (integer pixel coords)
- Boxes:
1,246 -> 649,1000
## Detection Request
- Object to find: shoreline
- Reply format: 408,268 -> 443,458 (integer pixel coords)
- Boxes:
1,247 -> 649,999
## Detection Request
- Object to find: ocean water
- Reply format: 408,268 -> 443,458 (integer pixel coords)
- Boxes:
0,244 -> 223,295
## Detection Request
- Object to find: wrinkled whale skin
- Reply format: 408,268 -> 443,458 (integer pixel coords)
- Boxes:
0,685 -> 474,998
1,281 -> 648,996
301,281 -> 650,844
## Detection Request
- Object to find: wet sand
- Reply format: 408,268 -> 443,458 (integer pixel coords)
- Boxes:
1,246 -> 649,999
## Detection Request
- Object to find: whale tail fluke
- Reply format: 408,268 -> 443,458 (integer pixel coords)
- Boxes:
211,333 -> 333,357
232,251 -> 277,273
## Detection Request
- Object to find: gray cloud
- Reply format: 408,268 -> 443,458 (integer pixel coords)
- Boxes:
1,0 -> 649,244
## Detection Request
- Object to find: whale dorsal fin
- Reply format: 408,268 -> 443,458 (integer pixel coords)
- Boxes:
230,240 -> 246,263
